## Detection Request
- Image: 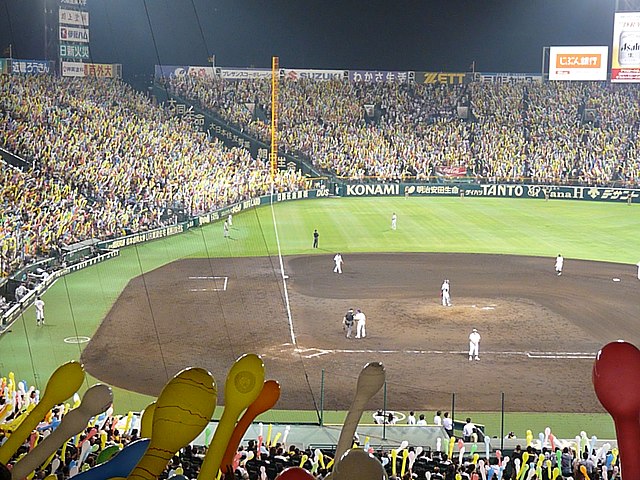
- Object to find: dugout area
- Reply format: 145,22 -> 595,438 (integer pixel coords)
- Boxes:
80,253 -> 640,414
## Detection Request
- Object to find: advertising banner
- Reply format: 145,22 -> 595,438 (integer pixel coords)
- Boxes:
339,182 -> 640,203
475,72 -> 542,83
415,72 -> 469,85
59,25 -> 90,43
549,46 -> 608,81
219,68 -> 272,79
611,12 -> 640,83
435,166 -> 467,177
62,61 -> 85,77
83,63 -> 114,78
0,59 -> 8,75
59,8 -> 89,27
60,0 -> 87,6
187,66 -> 214,78
154,65 -> 189,79
348,70 -> 413,83
279,69 -> 346,81
11,59 -> 52,75
60,43 -> 90,60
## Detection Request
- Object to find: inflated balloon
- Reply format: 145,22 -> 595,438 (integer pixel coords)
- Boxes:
484,436 -> 490,460
198,354 -> 264,480
274,467 -> 315,480
400,449 -> 408,477
448,437 -> 455,459
72,439 -> 149,480
526,430 -> 533,447
129,367 -> 217,480
139,402 -> 155,438
579,465 -> 590,480
333,363 -> 385,464
390,449 -> 397,477
472,453 -> 479,465
221,380 -> 280,474
0,361 -> 85,465
326,448 -> 387,480
592,341 -> 640,479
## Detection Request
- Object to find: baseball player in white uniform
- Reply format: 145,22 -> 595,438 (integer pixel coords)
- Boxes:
333,253 -> 344,274
391,213 -> 397,230
555,254 -> 563,276
469,328 -> 481,361
441,279 -> 451,306
354,309 -> 366,338
35,296 -> 45,326
636,261 -> 640,280
223,220 -> 229,238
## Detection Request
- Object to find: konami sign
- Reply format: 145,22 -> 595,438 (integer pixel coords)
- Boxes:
345,184 -> 400,196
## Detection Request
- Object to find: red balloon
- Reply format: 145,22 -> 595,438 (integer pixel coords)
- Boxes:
592,341 -> 640,479
275,467 -> 315,480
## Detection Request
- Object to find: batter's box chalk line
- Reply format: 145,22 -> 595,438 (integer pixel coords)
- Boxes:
188,276 -> 228,292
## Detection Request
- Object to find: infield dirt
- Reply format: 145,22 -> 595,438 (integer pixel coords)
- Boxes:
81,253 -> 640,413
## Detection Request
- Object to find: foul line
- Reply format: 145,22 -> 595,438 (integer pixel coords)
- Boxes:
270,185 -> 296,345
294,347 -> 596,359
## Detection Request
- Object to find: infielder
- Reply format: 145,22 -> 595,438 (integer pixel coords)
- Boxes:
35,296 -> 45,326
555,254 -> 563,276
469,328 -> 480,361
354,309 -> 366,338
441,279 -> 451,307
333,253 -> 344,274
391,213 -> 397,230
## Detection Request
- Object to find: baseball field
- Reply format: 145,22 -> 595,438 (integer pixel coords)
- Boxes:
2,196 -> 639,439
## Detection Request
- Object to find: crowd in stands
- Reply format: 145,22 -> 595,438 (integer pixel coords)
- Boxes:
166,74 -> 640,185
0,75 -> 307,279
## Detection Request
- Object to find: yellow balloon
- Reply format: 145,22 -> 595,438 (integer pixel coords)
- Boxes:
139,402 -> 156,438
198,354 -> 264,480
128,368 -> 217,480
0,361 -> 85,464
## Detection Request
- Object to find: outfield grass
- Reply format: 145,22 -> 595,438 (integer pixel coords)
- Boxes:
2,197 -> 637,438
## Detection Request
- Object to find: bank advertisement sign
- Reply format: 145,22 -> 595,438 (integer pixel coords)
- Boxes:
549,46 -> 608,81
612,12 -> 640,82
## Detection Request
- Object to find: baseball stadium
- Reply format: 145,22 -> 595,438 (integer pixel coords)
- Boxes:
2,1 -> 640,479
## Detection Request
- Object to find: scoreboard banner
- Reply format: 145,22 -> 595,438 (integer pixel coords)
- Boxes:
612,12 -> 640,83
59,25 -> 90,43
415,72 -> 469,85
279,69 -> 346,81
60,43 -> 90,60
348,70 -> 414,83
11,59 -> 52,75
59,8 -> 89,27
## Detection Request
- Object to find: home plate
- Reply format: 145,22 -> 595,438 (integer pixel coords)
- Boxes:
612,278 -> 621,282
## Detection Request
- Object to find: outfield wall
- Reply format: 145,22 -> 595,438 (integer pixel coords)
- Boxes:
337,182 -> 640,203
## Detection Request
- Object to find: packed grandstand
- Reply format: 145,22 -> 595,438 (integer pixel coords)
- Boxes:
2,72 -> 640,280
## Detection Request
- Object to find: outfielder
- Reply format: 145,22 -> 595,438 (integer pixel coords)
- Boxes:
35,296 -> 45,326
469,328 -> 480,361
391,213 -> 397,230
441,279 -> 451,307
